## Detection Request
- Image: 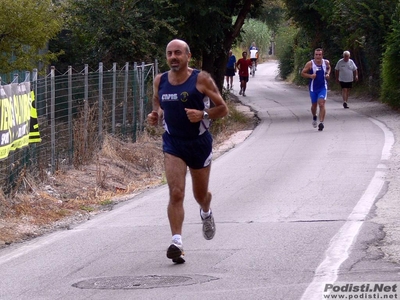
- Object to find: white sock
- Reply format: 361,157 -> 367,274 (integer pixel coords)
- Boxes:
172,234 -> 182,245
201,209 -> 211,219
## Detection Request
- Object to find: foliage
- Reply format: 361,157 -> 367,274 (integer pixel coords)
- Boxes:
165,0 -> 264,89
274,24 -> 297,79
0,0 -> 63,74
53,0 -> 265,90
277,44 -> 294,80
259,0 -> 286,34
330,0 -> 397,90
274,24 -> 296,58
58,0 -> 176,70
381,4 -> 400,108
293,46 -> 311,85
282,0 -> 397,96
281,0 -> 339,85
283,0 -> 335,51
238,19 -> 272,58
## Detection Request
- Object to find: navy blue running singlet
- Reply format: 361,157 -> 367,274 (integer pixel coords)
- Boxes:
158,69 -> 210,139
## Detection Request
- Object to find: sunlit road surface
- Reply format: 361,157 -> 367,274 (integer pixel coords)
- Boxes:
0,61 -> 396,300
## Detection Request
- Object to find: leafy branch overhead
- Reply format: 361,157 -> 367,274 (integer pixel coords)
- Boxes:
0,0 -> 63,74
1,0 -> 272,90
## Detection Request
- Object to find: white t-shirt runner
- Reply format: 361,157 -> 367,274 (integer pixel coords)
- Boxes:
335,58 -> 357,82
249,47 -> 258,59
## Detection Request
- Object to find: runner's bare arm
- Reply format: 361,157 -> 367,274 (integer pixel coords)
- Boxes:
147,74 -> 163,126
301,61 -> 315,79
186,71 -> 228,122
325,60 -> 331,79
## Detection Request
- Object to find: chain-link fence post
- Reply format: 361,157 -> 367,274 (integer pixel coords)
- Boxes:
112,63 -> 117,134
84,64 -> 89,154
68,66 -> 73,164
50,67 -> 56,174
98,62 -> 103,145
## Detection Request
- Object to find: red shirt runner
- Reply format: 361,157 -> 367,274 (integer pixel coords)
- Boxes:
237,58 -> 252,77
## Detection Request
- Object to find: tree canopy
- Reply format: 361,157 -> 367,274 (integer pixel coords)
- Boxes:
381,2 -> 400,108
58,0 -> 177,70
0,0 -> 63,74
4,0 -> 400,107
164,0 -> 264,88
282,0 -> 398,99
60,0 -> 264,89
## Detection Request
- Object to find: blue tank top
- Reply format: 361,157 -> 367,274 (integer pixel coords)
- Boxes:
226,55 -> 236,68
159,69 -> 210,138
309,59 -> 327,92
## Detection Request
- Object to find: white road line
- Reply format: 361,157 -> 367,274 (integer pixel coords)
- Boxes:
301,118 -> 394,300
369,118 -> 394,161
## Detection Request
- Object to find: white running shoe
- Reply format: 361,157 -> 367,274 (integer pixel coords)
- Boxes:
312,117 -> 317,128
201,210 -> 216,240
312,120 -> 317,128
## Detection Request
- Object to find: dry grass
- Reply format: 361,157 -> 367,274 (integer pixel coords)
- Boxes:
0,95 -> 256,247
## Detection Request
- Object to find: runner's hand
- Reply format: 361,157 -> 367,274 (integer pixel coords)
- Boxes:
147,111 -> 159,126
185,108 -> 203,123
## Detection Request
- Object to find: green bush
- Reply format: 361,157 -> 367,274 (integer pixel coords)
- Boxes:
278,44 -> 294,79
275,25 -> 298,79
381,18 -> 400,108
293,47 -> 312,86
239,19 -> 271,58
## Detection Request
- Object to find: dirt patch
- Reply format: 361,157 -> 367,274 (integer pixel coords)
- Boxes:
0,96 -> 258,248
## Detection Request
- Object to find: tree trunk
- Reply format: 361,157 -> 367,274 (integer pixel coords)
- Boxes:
202,50 -> 228,91
201,0 -> 254,92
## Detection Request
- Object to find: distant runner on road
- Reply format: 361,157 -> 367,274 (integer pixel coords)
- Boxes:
301,48 -> 331,131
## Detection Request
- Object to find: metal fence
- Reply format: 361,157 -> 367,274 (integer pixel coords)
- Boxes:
0,61 -> 157,194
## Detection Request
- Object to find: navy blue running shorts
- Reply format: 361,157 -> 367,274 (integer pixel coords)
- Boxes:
339,81 -> 353,89
225,67 -> 235,77
239,75 -> 249,82
162,131 -> 213,169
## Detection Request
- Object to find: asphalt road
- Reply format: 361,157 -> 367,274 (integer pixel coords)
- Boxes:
0,61 -> 399,300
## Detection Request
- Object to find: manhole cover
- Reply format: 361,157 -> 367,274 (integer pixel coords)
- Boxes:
72,274 -> 218,290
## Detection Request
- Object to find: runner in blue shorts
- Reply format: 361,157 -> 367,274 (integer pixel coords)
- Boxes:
162,130 -> 213,169
147,39 -> 228,264
301,48 -> 331,131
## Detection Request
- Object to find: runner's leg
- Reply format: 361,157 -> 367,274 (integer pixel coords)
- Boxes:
190,165 -> 212,213
164,153 -> 187,235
